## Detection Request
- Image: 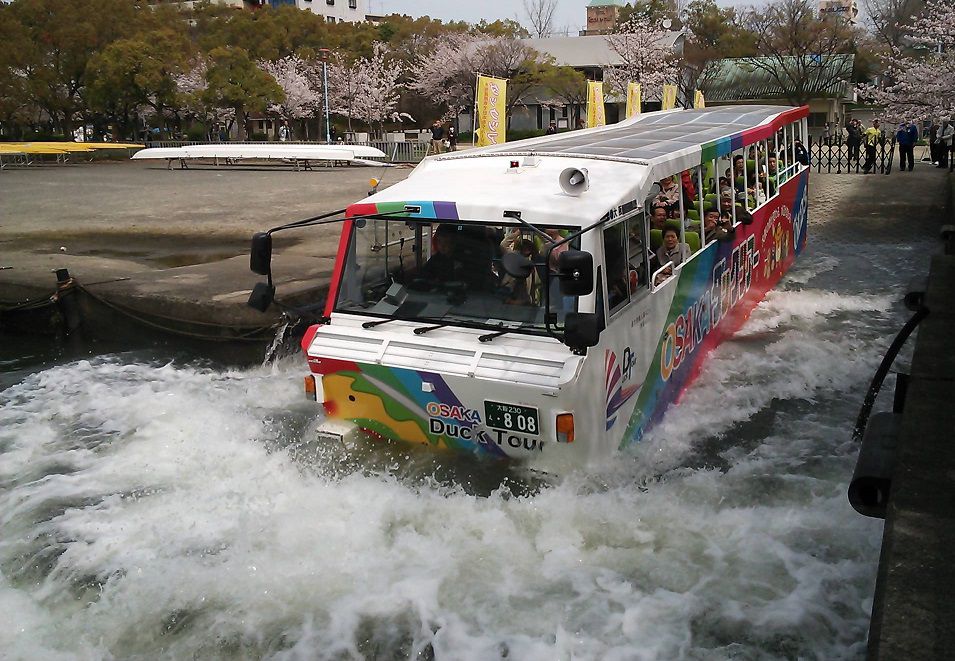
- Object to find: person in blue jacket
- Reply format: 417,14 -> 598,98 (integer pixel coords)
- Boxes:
896,121 -> 918,171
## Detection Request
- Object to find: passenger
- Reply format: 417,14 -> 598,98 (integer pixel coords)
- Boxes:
703,209 -> 732,241
420,225 -> 459,284
503,239 -> 540,305
650,205 -> 668,230
733,155 -> 744,178
794,138 -> 809,166
655,227 -> 691,268
655,176 -> 681,207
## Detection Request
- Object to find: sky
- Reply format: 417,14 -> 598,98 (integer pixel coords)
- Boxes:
370,0 -> 592,34
369,0 -> 759,34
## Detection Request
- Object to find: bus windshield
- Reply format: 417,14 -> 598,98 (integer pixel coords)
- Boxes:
335,218 -> 579,334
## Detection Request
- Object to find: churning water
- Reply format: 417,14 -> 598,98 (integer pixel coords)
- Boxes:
0,224 -> 924,659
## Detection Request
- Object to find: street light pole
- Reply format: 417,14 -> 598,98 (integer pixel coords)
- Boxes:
319,48 -> 331,144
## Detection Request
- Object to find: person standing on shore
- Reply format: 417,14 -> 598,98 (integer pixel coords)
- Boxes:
430,121 -> 445,154
862,120 -> 881,174
936,120 -> 953,168
846,118 -> 862,167
446,123 -> 457,152
896,121 -> 917,172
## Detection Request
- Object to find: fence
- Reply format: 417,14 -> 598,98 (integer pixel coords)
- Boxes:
143,139 -> 432,164
808,134 -> 955,175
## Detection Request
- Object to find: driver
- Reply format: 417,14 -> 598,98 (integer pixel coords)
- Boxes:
420,225 -> 459,284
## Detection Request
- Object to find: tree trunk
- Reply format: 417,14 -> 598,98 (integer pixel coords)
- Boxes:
235,105 -> 247,140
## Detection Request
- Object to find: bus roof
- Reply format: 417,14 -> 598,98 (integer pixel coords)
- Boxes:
357,105 -> 807,228
462,105 -> 808,166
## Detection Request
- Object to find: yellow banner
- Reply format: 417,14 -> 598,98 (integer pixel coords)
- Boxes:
694,89 -> 705,109
625,83 -> 642,119
476,75 -> 507,147
662,84 -> 678,110
586,81 -> 605,128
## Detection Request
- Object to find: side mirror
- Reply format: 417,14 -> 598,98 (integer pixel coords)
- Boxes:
556,249 -> 593,296
248,281 -> 275,312
564,312 -> 600,352
250,232 -> 272,275
501,250 -> 534,279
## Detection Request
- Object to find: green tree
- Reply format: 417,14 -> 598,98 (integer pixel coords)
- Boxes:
86,31 -> 191,139
742,0 -> 858,105
0,4 -> 31,135
617,0 -> 679,28
6,0 -> 147,137
202,46 -> 284,140
684,0 -> 757,62
539,65 -> 588,124
475,18 -> 530,39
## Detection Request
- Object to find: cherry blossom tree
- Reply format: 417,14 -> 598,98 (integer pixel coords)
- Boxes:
408,33 -> 548,121
173,57 -> 235,138
328,43 -> 403,137
860,0 -> 955,122
603,16 -> 681,103
259,55 -> 321,138
407,32 -> 484,119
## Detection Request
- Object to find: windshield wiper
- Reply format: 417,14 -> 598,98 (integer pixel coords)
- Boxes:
361,316 -> 447,330
414,323 -> 448,335
478,329 -> 510,342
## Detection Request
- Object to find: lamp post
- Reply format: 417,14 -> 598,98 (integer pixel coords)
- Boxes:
319,48 -> 331,144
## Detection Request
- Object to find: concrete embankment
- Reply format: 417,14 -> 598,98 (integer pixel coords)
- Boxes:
0,160 -> 410,350
866,173 -> 955,659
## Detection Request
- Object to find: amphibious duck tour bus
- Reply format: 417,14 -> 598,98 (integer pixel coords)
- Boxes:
250,105 -> 810,473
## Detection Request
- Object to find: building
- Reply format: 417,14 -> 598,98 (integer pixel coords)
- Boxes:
527,33 -> 685,81
269,0 -> 368,23
699,55 -> 856,137
148,0 -> 264,9
456,33 -> 685,133
584,0 -> 628,36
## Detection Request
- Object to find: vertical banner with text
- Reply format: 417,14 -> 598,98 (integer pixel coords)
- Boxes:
661,84 -> 678,110
694,90 -> 706,109
586,81 -> 606,128
660,85 -> 677,110
625,82 -> 642,119
476,74 -> 507,147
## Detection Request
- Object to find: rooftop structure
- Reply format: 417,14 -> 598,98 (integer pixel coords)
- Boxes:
584,0 -> 629,35
269,0 -> 368,23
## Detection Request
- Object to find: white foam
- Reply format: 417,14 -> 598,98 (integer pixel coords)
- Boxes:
0,345 -> 883,659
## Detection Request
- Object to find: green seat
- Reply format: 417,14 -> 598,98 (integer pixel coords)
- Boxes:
650,229 -> 662,250
704,193 -> 717,205
685,231 -> 701,253
686,209 -> 700,221
746,159 -> 756,175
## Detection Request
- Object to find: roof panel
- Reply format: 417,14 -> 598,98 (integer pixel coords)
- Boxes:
445,106 -> 803,166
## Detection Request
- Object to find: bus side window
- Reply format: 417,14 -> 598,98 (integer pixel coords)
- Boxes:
602,221 -> 629,313
627,212 -> 649,292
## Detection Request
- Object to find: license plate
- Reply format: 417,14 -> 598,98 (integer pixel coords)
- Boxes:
484,401 -> 539,436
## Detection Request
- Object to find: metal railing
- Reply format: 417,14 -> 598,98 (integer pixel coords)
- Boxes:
809,134 -> 955,175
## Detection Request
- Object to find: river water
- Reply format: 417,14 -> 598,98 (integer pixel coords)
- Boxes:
1,206 -> 925,659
